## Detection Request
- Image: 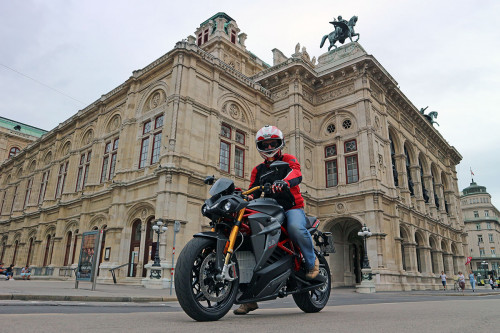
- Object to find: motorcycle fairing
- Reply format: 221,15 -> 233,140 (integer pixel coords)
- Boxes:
193,231 -> 228,272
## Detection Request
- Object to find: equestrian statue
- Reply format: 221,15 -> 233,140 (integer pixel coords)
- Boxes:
419,106 -> 439,126
320,15 -> 359,51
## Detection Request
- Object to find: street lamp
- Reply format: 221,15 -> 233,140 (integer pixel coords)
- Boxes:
150,219 -> 168,279
358,224 -> 372,270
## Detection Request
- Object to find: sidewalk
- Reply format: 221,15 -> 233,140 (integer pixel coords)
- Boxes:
0,280 -> 498,303
0,279 -> 177,302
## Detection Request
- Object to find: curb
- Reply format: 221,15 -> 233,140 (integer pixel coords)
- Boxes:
0,294 -> 177,302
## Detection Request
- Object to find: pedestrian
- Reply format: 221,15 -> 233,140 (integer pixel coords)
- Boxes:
457,271 -> 466,293
469,271 -> 476,292
0,262 -> 6,277
5,264 -> 14,280
21,265 -> 31,280
489,275 -> 495,290
440,271 -> 447,290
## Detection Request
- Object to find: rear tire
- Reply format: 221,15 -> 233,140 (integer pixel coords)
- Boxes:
293,254 -> 331,313
175,237 -> 239,321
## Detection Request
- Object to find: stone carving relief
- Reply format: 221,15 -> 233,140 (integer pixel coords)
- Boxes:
374,116 -> 381,132
318,83 -> 355,103
302,89 -> 313,103
61,142 -> 71,156
144,89 -> 166,112
221,102 -> 246,123
304,147 -> 313,181
44,151 -> 52,165
82,129 -> 93,146
272,89 -> 289,100
107,114 -> 122,132
28,160 -> 36,172
336,203 -> 346,214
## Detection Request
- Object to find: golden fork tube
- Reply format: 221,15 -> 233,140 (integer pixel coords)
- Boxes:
223,209 -> 246,265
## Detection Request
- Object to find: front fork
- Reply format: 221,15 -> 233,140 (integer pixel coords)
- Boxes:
216,209 -> 245,282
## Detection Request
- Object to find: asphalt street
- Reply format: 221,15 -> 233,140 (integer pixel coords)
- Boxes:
1,293 -> 500,332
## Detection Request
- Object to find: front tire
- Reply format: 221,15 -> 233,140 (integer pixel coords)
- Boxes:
175,237 -> 239,321
293,254 -> 331,313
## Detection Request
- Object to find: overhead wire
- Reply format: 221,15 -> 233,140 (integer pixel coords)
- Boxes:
0,63 -> 86,105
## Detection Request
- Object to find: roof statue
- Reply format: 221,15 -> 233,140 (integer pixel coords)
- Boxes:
419,106 -> 439,126
320,15 -> 359,51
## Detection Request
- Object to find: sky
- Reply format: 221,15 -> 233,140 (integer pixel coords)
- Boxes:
1,0 -> 499,208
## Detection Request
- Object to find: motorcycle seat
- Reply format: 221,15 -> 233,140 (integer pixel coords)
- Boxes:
305,216 -> 320,229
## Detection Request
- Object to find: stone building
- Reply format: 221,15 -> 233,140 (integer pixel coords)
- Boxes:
461,180 -> 500,278
0,116 -> 47,164
0,13 -> 468,290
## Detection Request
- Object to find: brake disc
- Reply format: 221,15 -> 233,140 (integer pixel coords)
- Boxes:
199,252 -> 232,302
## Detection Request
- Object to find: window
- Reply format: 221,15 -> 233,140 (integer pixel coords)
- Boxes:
389,134 -> 398,186
420,160 -> 428,203
219,141 -> 230,172
342,119 -> 352,129
55,161 -> 68,198
485,210 -> 490,217
24,178 -> 33,209
474,211 -> 479,218
327,124 -> 335,134
235,131 -> 245,145
325,145 -> 336,158
489,234 -> 494,243
10,186 -> 18,214
102,139 -> 120,180
491,248 -> 496,255
231,30 -> 236,43
344,140 -> 358,184
478,235 -> 483,243
480,248 -> 485,256
9,147 -> 20,158
221,124 -> 231,138
476,223 -> 481,230
405,146 -> 414,196
38,171 -> 50,204
326,160 -> 338,187
76,152 -> 91,191
487,222 -> 492,230
139,115 -> 163,169
234,147 -> 244,177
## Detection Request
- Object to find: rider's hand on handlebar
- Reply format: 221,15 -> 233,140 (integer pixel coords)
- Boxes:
272,180 -> 289,193
247,194 -> 254,201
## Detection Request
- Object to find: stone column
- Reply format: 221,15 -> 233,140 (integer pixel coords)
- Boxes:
406,242 -> 418,273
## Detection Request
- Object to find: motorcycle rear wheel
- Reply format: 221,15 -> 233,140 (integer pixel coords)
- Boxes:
292,254 -> 331,313
175,237 -> 239,321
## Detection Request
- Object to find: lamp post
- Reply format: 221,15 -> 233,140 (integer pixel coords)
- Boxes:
150,219 -> 168,279
358,224 -> 372,270
356,223 -> 375,293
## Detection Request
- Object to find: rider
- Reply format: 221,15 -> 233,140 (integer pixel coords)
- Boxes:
234,125 -> 319,315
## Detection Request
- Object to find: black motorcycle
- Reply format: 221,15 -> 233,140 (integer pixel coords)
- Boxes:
175,161 -> 335,321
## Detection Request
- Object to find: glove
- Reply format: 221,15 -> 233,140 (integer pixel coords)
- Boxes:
272,180 -> 289,193
246,194 -> 254,201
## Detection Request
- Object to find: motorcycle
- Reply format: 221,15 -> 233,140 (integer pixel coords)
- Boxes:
175,161 -> 335,321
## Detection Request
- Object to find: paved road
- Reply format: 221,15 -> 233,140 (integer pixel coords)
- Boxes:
1,294 -> 499,332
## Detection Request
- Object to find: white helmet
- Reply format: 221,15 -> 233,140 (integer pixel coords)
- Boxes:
255,125 -> 285,161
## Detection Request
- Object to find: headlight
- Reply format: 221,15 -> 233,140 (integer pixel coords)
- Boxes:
223,201 -> 232,211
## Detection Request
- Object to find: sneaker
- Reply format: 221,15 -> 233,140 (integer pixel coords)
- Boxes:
305,257 -> 320,280
233,302 -> 259,315
9,278 -> 14,281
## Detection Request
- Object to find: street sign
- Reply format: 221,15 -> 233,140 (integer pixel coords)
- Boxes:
174,220 -> 181,233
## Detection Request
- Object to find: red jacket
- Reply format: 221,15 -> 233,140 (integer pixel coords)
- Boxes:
249,153 -> 304,210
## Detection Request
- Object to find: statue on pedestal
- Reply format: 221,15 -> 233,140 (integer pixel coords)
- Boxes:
320,15 -> 360,51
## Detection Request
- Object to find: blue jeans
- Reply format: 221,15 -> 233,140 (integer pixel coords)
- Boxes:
285,208 -> 316,269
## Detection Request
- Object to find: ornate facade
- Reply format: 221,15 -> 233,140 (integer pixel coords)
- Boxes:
0,13 -> 468,290
461,181 -> 500,279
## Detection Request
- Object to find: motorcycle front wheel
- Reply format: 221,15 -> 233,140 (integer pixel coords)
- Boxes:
175,237 -> 239,321
293,254 -> 331,313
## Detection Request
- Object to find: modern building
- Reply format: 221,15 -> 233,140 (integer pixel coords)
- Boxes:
461,180 -> 500,279
0,116 -> 47,164
0,13 -> 468,290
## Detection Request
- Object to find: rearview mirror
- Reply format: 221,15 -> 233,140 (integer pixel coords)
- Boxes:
204,175 -> 215,185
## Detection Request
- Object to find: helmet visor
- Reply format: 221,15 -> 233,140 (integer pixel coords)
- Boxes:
257,139 -> 281,152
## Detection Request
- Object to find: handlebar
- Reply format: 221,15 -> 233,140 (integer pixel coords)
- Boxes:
242,184 -> 272,197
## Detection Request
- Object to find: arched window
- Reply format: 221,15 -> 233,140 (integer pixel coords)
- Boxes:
9,147 -> 20,158
432,169 -> 440,209
419,159 -> 429,203
63,231 -> 72,266
43,235 -> 51,266
404,146 -> 414,196
26,237 -> 34,266
12,240 -> 19,265
389,134 -> 398,186
415,236 -> 422,273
